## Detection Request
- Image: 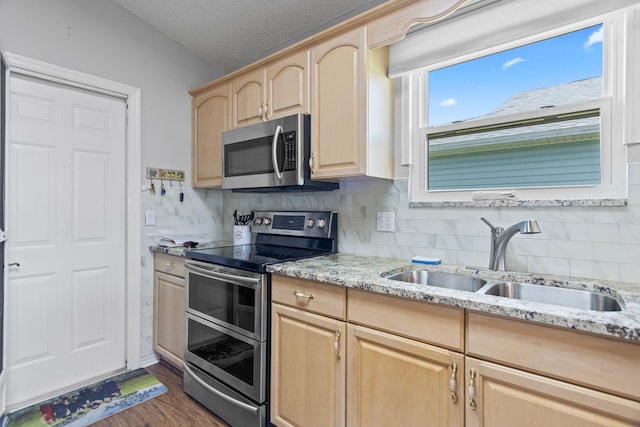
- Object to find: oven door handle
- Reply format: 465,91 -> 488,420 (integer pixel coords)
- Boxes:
184,262 -> 260,287
183,363 -> 260,414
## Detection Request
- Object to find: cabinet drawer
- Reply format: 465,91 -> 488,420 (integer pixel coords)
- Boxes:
466,312 -> 640,401
347,289 -> 464,351
154,253 -> 185,277
272,275 -> 346,320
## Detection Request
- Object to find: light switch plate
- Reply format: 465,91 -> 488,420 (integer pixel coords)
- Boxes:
377,212 -> 395,232
145,210 -> 156,226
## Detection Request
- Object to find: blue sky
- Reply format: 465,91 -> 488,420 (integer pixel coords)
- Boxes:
428,24 -> 603,126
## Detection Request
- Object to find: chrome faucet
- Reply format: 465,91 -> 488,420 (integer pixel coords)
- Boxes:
481,218 -> 541,271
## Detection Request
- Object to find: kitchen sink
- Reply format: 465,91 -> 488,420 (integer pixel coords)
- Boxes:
385,269 -> 625,312
482,282 -> 624,312
386,270 -> 488,292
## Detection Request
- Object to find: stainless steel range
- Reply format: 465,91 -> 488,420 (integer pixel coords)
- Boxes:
183,210 -> 337,426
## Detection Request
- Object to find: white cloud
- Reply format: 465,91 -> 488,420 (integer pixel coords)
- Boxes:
502,57 -> 525,70
439,98 -> 457,107
584,27 -> 603,48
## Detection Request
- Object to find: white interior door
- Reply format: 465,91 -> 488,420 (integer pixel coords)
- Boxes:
5,74 -> 126,407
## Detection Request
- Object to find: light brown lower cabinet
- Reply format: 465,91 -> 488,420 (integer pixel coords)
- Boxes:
153,253 -> 185,369
270,275 -> 640,427
465,356 -> 640,427
271,302 -> 346,427
346,324 -> 464,427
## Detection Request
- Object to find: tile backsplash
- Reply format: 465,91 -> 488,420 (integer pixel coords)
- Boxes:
224,162 -> 640,285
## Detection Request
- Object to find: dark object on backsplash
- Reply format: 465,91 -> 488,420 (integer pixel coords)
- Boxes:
222,114 -> 339,193
182,241 -> 198,248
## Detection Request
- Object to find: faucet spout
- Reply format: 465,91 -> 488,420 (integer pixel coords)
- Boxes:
483,219 -> 541,271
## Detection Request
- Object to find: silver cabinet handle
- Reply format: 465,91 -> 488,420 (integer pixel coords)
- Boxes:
293,290 -> 314,299
334,328 -> 341,359
469,368 -> 477,410
450,362 -> 458,403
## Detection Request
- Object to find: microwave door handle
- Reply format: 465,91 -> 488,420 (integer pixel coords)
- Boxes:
272,125 -> 283,179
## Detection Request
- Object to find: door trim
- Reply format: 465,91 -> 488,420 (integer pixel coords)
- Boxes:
1,52 -> 142,371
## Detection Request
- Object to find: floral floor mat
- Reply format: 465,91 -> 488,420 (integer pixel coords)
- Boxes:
2,368 -> 167,427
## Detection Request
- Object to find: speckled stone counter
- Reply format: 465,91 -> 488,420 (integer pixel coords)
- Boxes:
149,241 -> 233,257
267,253 -> 640,343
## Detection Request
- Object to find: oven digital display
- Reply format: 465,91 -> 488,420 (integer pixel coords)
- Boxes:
272,215 -> 305,231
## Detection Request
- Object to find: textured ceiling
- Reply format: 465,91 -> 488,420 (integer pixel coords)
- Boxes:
111,0 -> 389,74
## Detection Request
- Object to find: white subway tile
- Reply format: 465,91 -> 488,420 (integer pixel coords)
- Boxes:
628,163 -> 640,185
570,259 -> 620,281
594,242 -> 640,263
527,256 -> 571,276
620,263 -> 640,284
569,223 -> 620,242
547,240 -> 594,259
620,224 -> 640,243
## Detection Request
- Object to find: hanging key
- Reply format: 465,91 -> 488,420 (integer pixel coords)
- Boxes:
160,180 -> 166,196
179,181 -> 184,202
150,179 -> 155,194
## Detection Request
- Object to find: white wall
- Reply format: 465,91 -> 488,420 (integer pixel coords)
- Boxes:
0,0 -> 223,184
0,0 -> 227,359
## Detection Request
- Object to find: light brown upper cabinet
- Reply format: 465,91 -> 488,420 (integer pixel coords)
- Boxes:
310,26 -> 394,180
232,49 -> 310,128
191,82 -> 231,188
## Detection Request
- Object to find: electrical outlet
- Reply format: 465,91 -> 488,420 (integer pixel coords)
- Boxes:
145,210 -> 156,226
377,211 -> 395,232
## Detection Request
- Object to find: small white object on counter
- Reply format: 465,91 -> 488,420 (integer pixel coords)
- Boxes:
412,256 -> 442,265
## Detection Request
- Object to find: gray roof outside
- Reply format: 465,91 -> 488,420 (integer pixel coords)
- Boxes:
430,77 -> 602,152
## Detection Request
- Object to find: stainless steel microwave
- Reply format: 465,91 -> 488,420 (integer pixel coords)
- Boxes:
221,113 -> 338,192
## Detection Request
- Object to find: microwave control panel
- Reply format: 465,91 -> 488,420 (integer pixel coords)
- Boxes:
282,131 -> 297,171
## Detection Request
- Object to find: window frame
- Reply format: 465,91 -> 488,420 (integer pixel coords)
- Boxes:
401,7 -> 636,205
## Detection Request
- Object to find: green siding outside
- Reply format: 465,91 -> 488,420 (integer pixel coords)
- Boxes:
428,139 -> 600,190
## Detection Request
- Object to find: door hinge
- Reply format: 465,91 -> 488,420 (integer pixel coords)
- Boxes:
0,229 -> 6,243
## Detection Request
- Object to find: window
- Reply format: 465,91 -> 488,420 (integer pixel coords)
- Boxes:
427,25 -> 604,191
391,0 -> 639,205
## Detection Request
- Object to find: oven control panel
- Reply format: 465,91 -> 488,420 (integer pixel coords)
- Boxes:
252,210 -> 337,239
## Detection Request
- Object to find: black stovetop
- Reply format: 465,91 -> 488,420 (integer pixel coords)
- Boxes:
186,242 -> 329,273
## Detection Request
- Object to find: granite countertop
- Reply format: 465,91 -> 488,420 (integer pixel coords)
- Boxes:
149,241 -> 233,257
267,253 -> 640,343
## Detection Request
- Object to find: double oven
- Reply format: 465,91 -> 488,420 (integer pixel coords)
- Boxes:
183,210 -> 338,426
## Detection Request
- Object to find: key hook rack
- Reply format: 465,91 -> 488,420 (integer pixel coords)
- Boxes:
146,167 -> 185,201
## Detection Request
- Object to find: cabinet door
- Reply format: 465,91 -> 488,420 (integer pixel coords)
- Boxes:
192,83 -> 230,188
310,27 -> 365,178
271,303 -> 346,427
153,271 -> 185,369
232,68 -> 266,128
346,324 -> 464,427
465,357 -> 640,427
267,49 -> 310,119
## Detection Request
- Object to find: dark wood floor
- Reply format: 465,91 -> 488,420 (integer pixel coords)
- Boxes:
91,362 -> 229,427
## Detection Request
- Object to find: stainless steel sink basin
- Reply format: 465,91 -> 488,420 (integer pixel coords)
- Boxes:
483,282 -> 623,312
386,270 -> 488,292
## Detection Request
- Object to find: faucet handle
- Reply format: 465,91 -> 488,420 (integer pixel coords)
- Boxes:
480,217 -> 499,233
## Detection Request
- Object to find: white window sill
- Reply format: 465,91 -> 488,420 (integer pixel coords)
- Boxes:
408,198 -> 628,208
